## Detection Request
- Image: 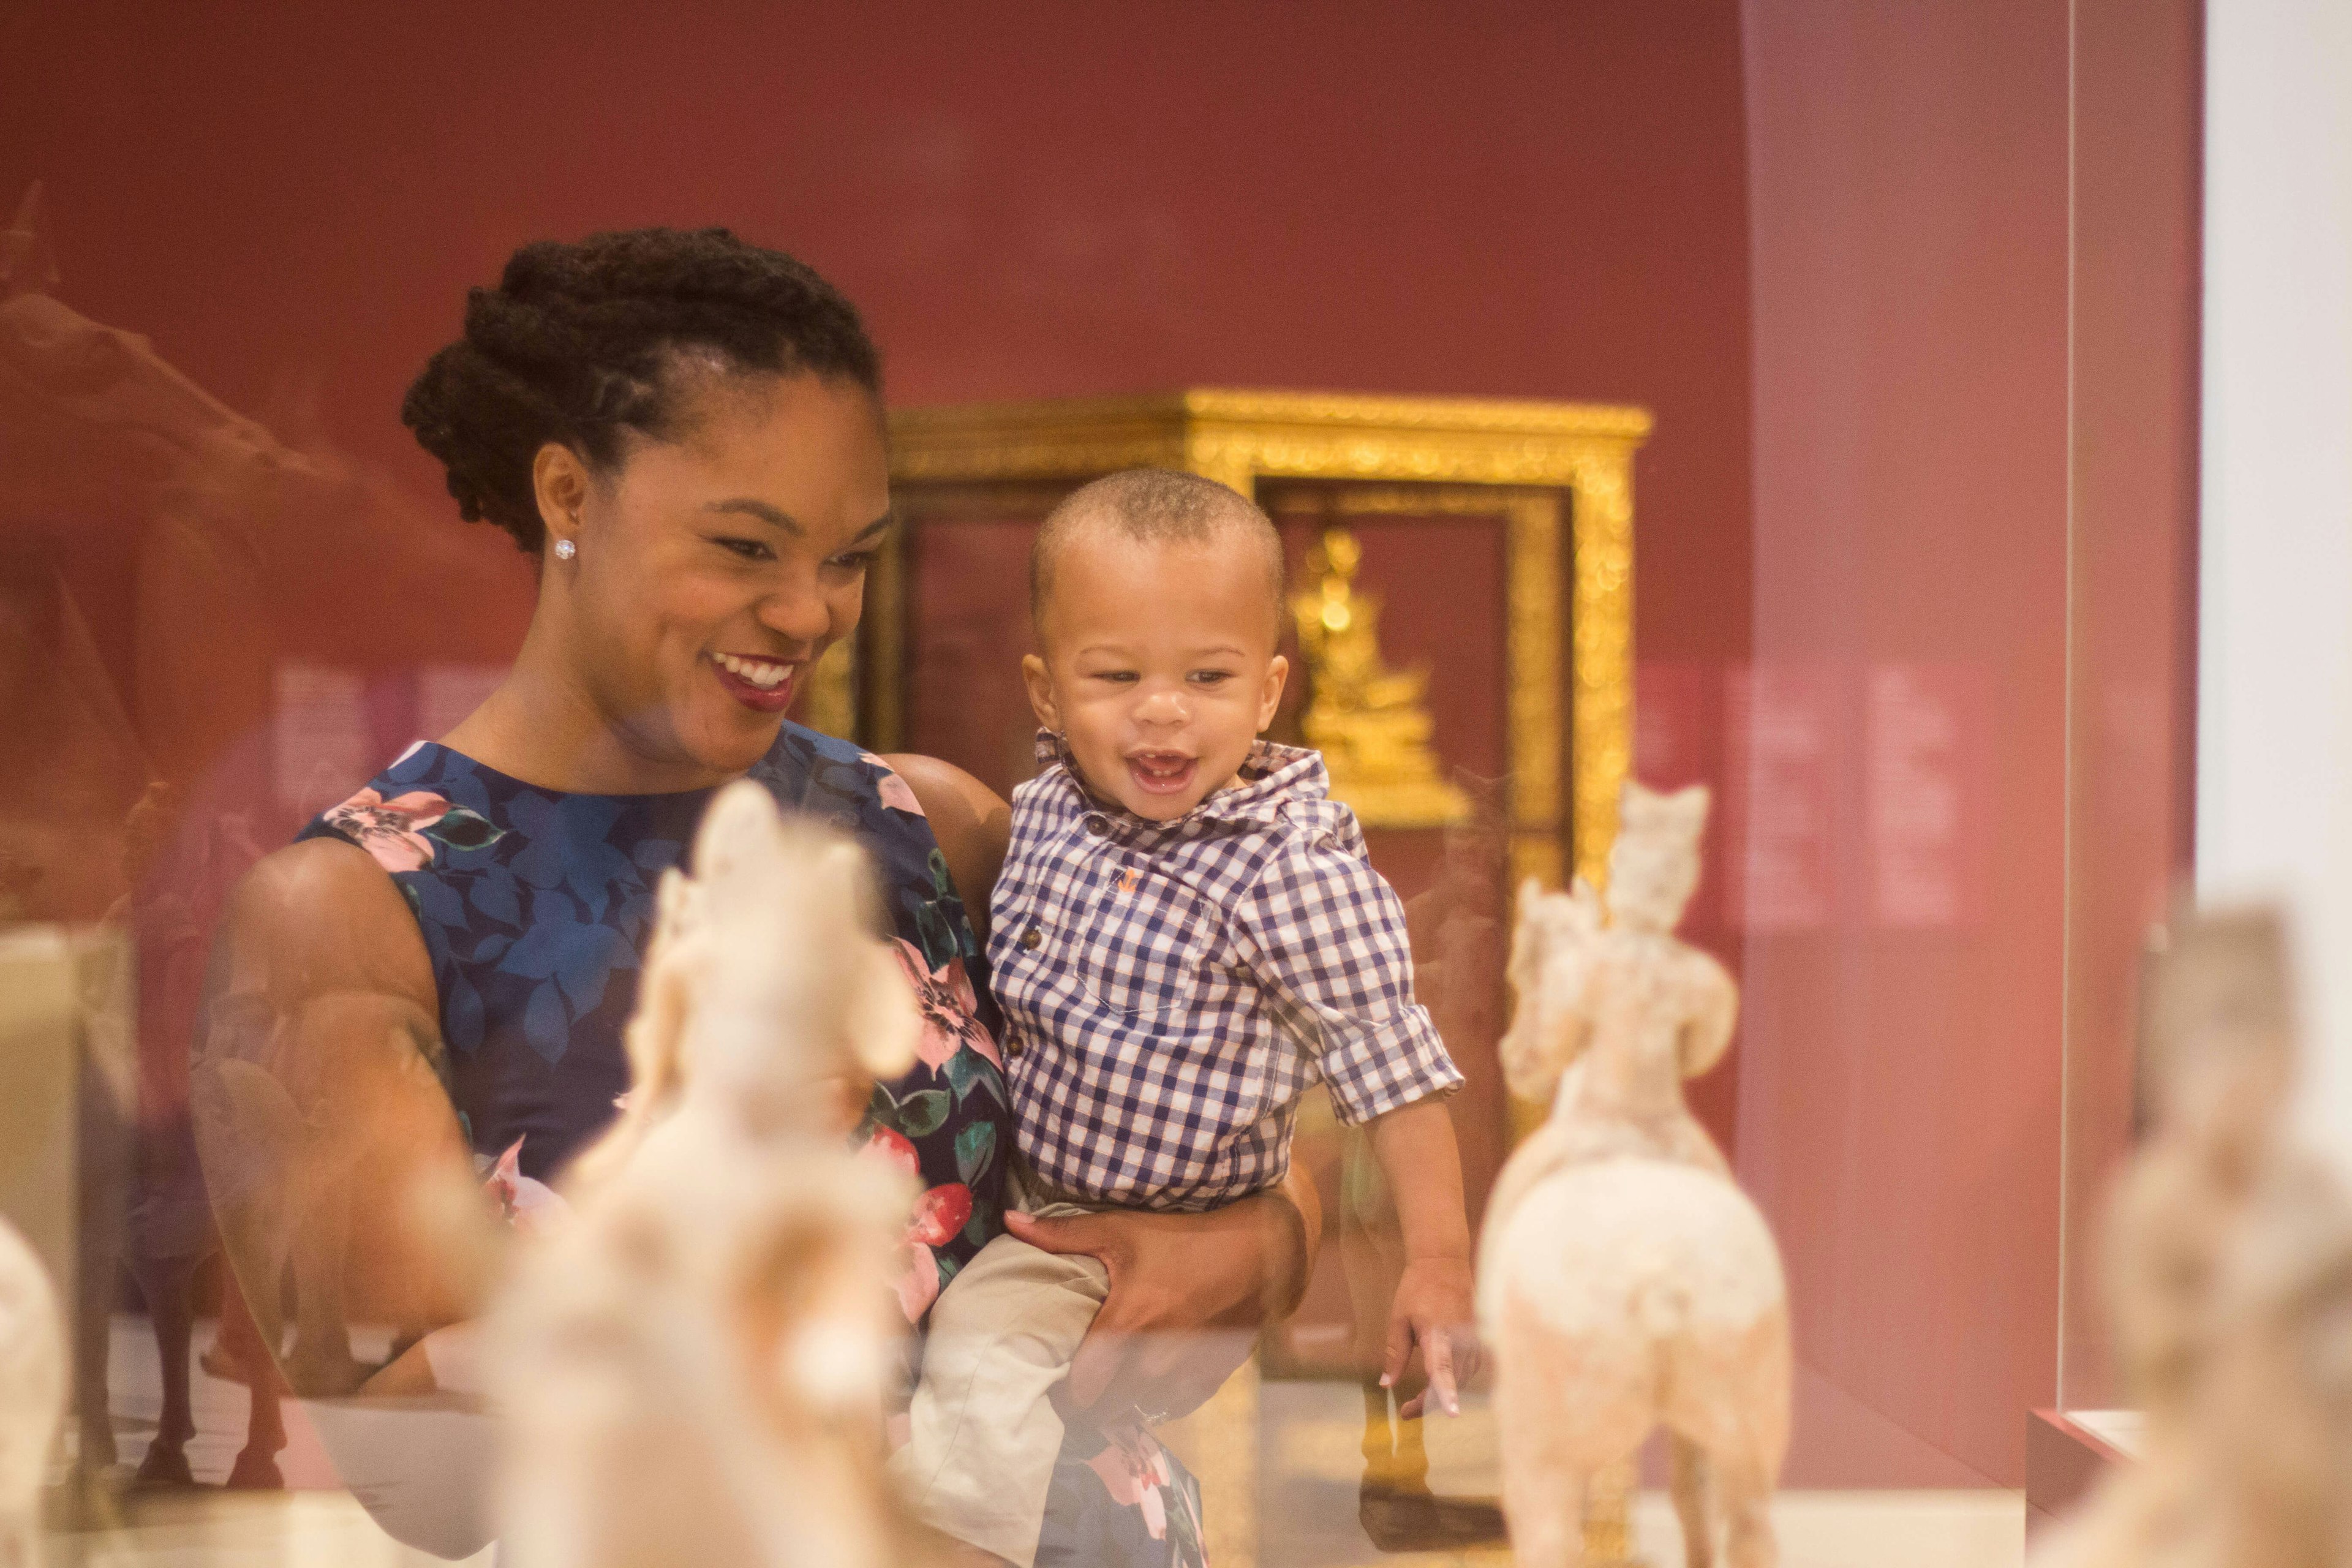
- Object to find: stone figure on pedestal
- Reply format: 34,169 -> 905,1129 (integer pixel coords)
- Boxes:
2036,905 -> 2352,1568
1480,782 -> 1790,1568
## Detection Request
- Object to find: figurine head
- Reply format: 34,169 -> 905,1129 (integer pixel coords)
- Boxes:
1499,875 -> 1608,1102
2143,903 -> 2297,1172
1605,782 -> 1710,933
680,782 -> 919,1137
1022,470 -> 1291,822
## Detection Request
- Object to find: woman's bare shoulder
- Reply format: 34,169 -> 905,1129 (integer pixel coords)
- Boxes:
875,754 -> 1008,823
876,753 -> 1011,914
222,836 -> 437,1007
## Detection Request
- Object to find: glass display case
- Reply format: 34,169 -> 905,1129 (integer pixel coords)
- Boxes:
0,1 -> 2233,1561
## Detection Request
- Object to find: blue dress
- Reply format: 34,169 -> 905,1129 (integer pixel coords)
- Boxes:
303,721 -> 1205,1566
300,722 -> 1012,1300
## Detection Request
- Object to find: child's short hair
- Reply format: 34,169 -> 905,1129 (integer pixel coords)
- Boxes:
1030,469 -> 1285,639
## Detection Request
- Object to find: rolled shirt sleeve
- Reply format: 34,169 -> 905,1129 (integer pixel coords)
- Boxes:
1231,806 -> 1464,1125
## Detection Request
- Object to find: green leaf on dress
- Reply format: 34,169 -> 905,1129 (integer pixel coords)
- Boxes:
951,1057 -> 1007,1110
942,1048 -> 988,1100
954,1119 -> 997,1186
424,804 -> 506,852
896,1090 -> 952,1137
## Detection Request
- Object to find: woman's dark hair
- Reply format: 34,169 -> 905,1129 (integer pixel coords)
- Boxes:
401,227 -> 881,552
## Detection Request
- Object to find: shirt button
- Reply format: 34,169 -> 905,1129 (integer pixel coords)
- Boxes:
1085,816 -> 1109,836
1019,925 -> 1043,951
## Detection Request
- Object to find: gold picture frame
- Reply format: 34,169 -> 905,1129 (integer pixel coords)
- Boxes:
866,389 -> 1648,892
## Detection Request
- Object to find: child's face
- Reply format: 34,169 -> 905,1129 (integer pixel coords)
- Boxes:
1022,527 -> 1289,821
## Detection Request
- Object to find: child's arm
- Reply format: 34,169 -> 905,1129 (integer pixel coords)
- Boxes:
1368,1096 -> 1477,1416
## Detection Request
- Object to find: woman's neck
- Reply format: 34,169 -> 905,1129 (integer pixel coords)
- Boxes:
440,620 -> 742,796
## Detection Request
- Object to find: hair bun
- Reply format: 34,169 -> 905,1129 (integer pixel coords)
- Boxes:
401,228 -> 880,552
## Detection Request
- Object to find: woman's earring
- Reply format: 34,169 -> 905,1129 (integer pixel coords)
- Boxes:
553,538 -> 577,561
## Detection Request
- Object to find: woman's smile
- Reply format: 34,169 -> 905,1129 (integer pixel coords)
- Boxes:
709,650 -> 803,712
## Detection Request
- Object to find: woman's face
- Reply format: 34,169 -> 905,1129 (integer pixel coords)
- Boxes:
553,371 -> 891,780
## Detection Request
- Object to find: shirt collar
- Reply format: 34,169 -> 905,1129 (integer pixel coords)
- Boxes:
1032,729 -> 1328,832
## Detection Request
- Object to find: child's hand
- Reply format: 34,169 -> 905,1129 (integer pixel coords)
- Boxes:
1382,1257 -> 1480,1417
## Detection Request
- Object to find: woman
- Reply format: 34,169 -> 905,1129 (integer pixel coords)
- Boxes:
192,228 -> 1317,1562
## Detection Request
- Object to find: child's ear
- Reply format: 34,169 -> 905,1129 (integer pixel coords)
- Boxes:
1257,654 -> 1289,731
1021,653 -> 1062,732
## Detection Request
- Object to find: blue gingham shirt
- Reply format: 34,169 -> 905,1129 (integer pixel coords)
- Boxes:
989,732 -> 1461,1211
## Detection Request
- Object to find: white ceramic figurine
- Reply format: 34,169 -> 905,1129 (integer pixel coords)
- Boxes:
492,781 -> 925,1568
1480,782 -> 1790,1568
2035,906 -> 2352,1568
0,1215 -> 63,1568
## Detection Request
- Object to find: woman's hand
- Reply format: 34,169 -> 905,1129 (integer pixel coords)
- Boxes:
1002,1170 -> 1319,1423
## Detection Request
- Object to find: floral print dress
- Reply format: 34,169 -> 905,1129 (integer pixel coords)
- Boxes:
304,722 -> 1204,1566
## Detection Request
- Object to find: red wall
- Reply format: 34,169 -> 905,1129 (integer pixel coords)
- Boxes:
1741,0 -> 2071,1488
1,0 -> 1757,1133
1740,0 -> 2201,1489
0,0 -> 1751,658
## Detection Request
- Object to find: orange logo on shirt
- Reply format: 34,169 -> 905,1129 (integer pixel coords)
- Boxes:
1116,866 -> 1141,894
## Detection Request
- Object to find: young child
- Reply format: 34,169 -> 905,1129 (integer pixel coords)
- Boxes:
893,469 -> 1475,1566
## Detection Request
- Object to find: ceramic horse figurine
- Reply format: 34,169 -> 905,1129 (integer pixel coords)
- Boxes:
492,781 -> 927,1568
1479,782 -> 1790,1568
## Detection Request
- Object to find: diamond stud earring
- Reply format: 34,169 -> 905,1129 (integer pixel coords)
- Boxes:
553,538 -> 577,561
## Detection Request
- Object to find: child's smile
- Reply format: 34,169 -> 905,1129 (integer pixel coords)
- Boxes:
1022,528 -> 1288,822
1124,748 -> 1199,799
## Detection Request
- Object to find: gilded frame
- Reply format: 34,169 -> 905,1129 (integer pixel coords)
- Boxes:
870,390 -> 1648,890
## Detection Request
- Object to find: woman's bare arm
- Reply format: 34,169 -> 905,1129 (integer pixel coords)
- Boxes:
193,837 -> 478,1398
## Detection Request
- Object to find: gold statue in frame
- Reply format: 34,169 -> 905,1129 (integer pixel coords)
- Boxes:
1291,526 -> 1470,827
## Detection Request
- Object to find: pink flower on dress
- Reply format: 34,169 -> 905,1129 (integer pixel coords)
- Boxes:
486,1137 -> 571,1238
861,753 -> 926,817
320,786 -> 450,873
886,940 -> 1003,1069
893,1240 -> 940,1322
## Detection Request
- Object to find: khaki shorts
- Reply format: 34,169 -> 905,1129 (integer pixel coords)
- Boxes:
890,1181 -> 1110,1567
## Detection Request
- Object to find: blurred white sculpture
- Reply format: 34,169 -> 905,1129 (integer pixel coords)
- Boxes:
0,1215 -> 64,1568
493,782 -> 924,1568
1480,783 -> 1790,1568
2035,906 -> 2352,1568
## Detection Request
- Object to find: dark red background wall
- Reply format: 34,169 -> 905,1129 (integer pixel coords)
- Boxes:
1738,0 -> 2201,1490
1,0 -> 1758,1128
0,0 -> 1754,656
